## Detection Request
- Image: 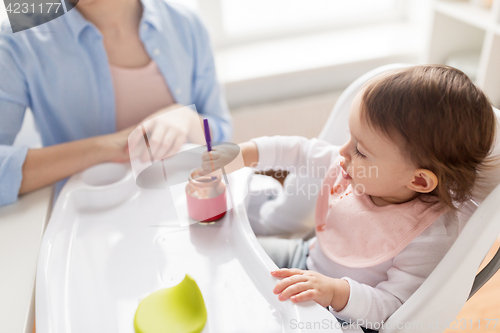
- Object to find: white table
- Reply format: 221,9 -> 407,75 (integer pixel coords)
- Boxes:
0,186 -> 54,333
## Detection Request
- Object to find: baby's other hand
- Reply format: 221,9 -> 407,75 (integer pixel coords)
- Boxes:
271,268 -> 336,308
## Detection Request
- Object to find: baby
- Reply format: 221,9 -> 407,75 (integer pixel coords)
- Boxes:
200,65 -> 498,330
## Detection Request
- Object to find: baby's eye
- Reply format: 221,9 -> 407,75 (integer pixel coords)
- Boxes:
354,146 -> 366,158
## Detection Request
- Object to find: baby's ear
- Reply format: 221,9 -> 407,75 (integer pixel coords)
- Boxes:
407,169 -> 438,193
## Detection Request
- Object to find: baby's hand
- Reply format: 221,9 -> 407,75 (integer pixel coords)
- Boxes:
271,268 -> 339,308
199,143 -> 240,176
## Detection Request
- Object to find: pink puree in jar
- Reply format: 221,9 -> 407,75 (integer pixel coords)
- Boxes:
186,168 -> 227,222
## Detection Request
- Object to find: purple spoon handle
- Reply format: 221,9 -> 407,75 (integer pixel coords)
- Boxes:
203,119 -> 212,152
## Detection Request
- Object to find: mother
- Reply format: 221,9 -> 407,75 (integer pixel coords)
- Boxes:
0,0 -> 232,206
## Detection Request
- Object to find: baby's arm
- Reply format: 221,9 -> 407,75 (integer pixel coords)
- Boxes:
200,136 -> 339,177
248,136 -> 339,176
240,141 -> 259,168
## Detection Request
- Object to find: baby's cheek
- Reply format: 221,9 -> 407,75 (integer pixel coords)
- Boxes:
351,165 -> 371,182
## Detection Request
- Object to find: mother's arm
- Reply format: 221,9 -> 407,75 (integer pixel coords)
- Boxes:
5,102 -> 207,203
6,103 -> 205,204
0,101 -> 29,206
0,101 -> 132,207
0,98 -> 131,205
18,127 -> 131,195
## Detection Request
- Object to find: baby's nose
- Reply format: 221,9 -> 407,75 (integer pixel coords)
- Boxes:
339,143 -> 350,161
340,149 -> 351,162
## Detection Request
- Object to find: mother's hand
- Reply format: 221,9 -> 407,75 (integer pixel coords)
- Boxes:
129,103 -> 205,162
98,104 -> 206,164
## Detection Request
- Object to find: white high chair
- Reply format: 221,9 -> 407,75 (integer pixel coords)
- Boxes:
248,64 -> 500,332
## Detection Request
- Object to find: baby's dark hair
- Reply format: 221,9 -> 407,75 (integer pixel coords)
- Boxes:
361,65 -> 498,210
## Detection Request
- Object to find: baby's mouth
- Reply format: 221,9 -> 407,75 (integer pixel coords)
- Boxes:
340,160 -> 352,180
341,168 -> 352,180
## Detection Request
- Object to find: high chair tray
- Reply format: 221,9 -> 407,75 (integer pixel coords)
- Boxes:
35,154 -> 340,332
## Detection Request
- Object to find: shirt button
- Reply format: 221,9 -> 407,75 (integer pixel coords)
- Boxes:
142,24 -> 148,31
175,88 -> 182,95
153,49 -> 160,56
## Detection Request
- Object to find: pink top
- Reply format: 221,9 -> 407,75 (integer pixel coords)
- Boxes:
110,61 -> 175,131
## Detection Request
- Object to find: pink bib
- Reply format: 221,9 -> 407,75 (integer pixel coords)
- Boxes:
314,158 -> 450,268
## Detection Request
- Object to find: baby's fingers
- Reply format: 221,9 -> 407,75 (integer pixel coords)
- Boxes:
290,289 -> 316,303
273,274 -> 308,295
271,268 -> 304,278
277,282 -> 310,301
202,151 -> 219,162
199,160 -> 218,176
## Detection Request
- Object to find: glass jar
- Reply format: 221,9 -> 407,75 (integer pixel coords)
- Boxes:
186,168 -> 227,222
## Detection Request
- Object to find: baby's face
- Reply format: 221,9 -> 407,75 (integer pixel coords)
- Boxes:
339,90 -> 418,203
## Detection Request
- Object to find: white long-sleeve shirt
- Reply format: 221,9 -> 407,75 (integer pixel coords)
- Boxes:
250,135 -> 462,325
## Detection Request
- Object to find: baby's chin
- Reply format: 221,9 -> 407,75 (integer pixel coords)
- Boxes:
348,181 -> 378,197
347,178 -> 388,197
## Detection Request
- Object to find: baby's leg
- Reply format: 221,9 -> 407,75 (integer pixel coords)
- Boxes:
257,237 -> 309,270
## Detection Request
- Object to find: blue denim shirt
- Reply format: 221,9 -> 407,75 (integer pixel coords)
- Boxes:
0,0 -> 232,206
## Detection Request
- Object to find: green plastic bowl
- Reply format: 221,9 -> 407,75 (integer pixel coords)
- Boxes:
134,274 -> 207,333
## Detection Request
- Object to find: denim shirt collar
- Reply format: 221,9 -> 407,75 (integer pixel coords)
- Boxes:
64,0 -> 162,40
140,0 -> 163,32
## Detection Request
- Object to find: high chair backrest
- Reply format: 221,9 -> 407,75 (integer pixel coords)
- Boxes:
318,63 -> 500,332
318,63 -> 413,145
